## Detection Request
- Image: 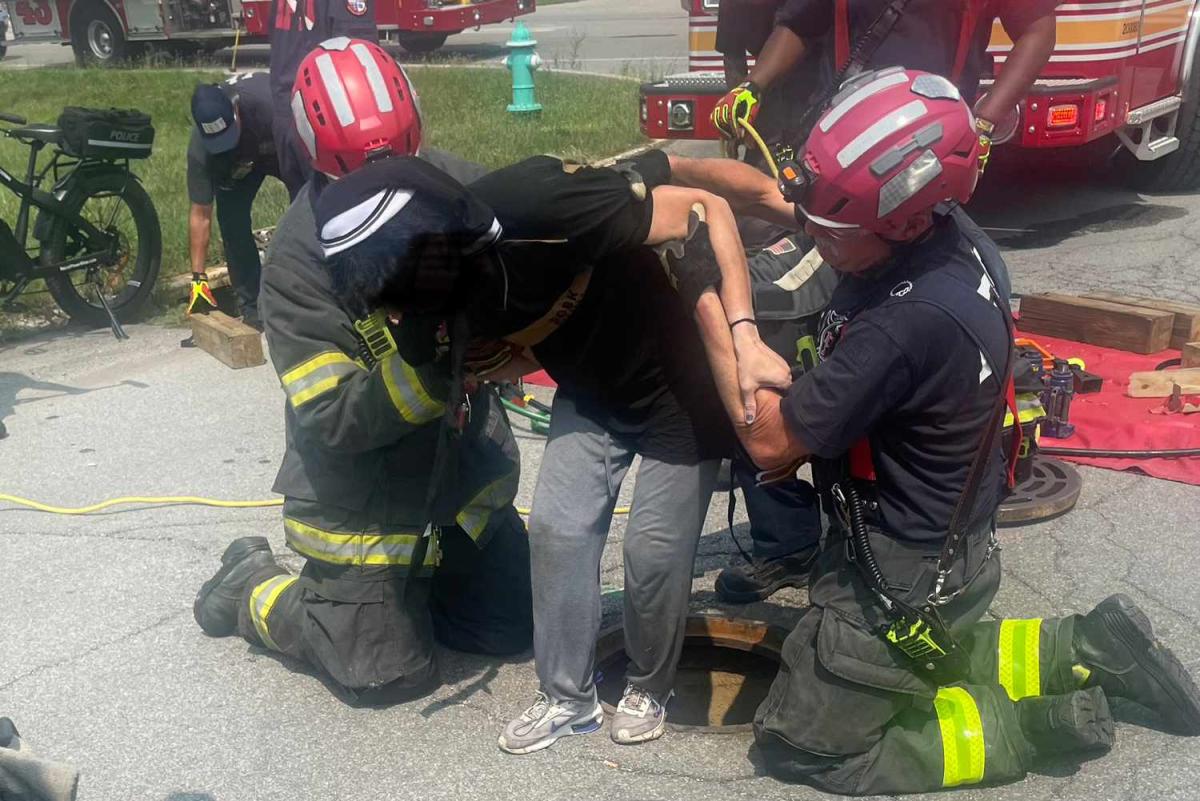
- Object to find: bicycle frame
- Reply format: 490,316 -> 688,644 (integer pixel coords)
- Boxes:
0,137 -> 123,283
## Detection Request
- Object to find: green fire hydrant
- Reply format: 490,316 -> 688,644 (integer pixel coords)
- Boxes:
504,21 -> 543,114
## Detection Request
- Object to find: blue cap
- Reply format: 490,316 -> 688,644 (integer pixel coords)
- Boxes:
191,84 -> 240,154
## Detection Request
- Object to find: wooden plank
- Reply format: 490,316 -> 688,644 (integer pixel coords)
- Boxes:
1127,367 -> 1200,398
1082,291 -> 1200,350
1184,342 -> 1200,369
1018,294 -> 1174,354
190,311 -> 265,370
167,265 -> 231,297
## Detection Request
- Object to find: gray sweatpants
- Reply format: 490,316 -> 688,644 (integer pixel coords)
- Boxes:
529,393 -> 719,705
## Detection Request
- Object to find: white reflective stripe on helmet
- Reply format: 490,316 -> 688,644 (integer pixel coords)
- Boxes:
319,188 -> 414,257
819,71 -> 911,134
465,217 -> 503,255
315,52 -> 356,126
322,36 -> 352,51
876,148 -> 943,218
351,42 -> 394,114
796,203 -> 861,229
837,99 -> 928,168
290,90 -> 318,160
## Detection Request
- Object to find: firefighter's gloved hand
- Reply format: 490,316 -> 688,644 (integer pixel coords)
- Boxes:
711,81 -> 761,139
977,133 -> 993,175
187,273 -> 217,315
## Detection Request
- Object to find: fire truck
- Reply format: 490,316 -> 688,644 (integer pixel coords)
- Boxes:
1,0 -> 534,65
642,0 -> 1200,191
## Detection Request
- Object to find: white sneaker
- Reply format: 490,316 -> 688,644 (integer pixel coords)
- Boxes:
498,691 -> 604,755
611,683 -> 670,744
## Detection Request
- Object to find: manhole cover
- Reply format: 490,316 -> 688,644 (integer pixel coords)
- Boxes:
998,455 -> 1082,527
595,616 -> 785,732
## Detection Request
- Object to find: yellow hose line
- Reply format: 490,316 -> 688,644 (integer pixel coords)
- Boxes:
738,118 -> 780,179
0,493 -> 630,517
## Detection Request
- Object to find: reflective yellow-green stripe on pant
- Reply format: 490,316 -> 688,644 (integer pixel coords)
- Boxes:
248,574 -> 299,652
934,687 -> 987,788
997,618 -> 1043,701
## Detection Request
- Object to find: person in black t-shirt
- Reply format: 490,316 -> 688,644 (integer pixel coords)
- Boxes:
716,0 -> 782,87
675,68 -> 1200,795
186,73 -> 306,330
313,149 -> 792,754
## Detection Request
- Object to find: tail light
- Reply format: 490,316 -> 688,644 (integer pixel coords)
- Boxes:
1048,104 -> 1079,128
1094,97 -> 1108,123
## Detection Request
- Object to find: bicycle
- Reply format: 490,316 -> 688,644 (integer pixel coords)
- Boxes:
0,107 -> 162,339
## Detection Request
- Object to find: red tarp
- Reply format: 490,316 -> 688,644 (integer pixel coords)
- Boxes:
1013,329 -> 1200,486
520,335 -> 1200,485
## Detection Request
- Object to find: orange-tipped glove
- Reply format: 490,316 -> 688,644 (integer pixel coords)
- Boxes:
711,81 -> 762,139
187,272 -> 217,315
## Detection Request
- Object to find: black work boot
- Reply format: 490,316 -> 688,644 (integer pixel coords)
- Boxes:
194,537 -> 285,637
1074,593 -> 1200,735
1018,686 -> 1115,756
715,548 -> 816,604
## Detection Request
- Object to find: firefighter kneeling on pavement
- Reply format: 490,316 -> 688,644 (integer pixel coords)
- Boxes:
191,40 -> 532,705
675,68 -> 1200,794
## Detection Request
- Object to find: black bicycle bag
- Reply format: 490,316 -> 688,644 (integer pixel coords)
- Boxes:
57,107 -> 155,161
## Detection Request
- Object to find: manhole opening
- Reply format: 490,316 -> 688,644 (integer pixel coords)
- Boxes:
595,618 -> 784,731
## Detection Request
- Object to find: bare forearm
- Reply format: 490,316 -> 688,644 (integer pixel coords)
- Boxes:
668,155 -> 798,229
700,195 -> 755,323
694,290 -> 746,424
977,15 -> 1055,125
189,204 -> 213,275
747,26 -> 807,92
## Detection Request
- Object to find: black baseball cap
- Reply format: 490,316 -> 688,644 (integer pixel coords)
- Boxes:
190,84 -> 240,154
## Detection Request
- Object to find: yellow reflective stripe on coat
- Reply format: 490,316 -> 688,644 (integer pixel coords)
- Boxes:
934,687 -> 986,788
456,470 -> 519,542
248,574 -> 297,652
998,618 -> 1043,701
284,517 -> 440,567
381,356 -> 444,424
281,352 -> 360,408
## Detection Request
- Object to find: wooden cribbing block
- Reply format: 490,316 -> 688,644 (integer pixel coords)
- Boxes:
1183,342 -> 1200,369
1018,294 -> 1174,354
1082,292 -> 1200,350
190,310 -> 265,369
1127,368 -> 1200,397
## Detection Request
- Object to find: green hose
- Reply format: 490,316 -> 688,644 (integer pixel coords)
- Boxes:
501,397 -> 552,427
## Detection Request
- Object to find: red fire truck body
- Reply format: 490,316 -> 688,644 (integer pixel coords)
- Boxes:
2,0 -> 533,64
642,1 -> 1200,188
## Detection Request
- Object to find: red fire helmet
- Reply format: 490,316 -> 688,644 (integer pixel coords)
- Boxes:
291,37 -> 423,177
797,68 -> 982,237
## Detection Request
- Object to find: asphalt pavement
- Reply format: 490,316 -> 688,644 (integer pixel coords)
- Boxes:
3,3 -> 1200,797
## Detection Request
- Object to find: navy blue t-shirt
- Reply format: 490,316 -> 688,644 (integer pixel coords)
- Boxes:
781,212 -> 1012,541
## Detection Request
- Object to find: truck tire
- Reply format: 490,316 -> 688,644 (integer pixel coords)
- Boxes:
71,2 -> 129,66
1120,44 -> 1200,192
395,31 -> 450,54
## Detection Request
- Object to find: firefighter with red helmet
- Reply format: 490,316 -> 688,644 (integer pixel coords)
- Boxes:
674,68 -> 1200,793
711,0 -> 1059,169
191,38 -> 533,705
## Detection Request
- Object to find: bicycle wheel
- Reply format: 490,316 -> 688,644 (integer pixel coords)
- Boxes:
43,168 -> 162,326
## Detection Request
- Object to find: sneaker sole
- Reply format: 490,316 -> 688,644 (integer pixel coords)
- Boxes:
193,537 -> 271,636
497,708 -> 604,756
612,716 -> 666,745
1100,594 -> 1200,735
715,573 -> 807,604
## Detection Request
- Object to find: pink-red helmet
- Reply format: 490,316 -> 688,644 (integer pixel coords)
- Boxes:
796,67 -> 982,238
291,37 -> 423,177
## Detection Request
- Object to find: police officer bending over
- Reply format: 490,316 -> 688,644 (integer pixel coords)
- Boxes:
186,73 -> 307,330
191,40 -> 532,705
676,68 -> 1200,794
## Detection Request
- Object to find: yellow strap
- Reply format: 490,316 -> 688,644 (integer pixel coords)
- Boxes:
998,618 -> 1043,701
503,271 -> 592,348
934,687 -> 986,788
248,574 -> 297,652
382,356 -> 445,425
